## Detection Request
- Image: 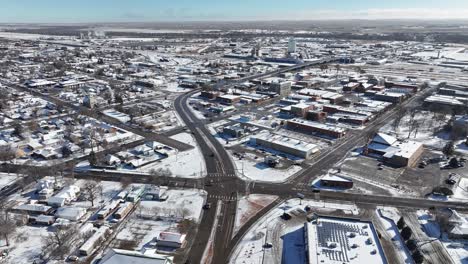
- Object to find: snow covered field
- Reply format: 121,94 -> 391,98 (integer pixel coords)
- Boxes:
234,194 -> 278,234
379,110 -> 451,149
0,173 -> 18,189
113,189 -> 206,251
232,154 -> 302,183
139,132 -> 205,178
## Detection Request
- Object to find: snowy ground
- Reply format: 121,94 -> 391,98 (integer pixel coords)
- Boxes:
416,210 -> 468,264
0,173 -> 18,189
234,194 -> 278,234
376,207 -> 413,264
113,189 -> 206,251
139,189 -> 206,222
452,178 -> 468,200
229,198 -> 359,264
1,225 -> 49,263
138,132 -> 205,178
163,82 -> 193,93
231,153 -> 302,183
379,110 -> 452,149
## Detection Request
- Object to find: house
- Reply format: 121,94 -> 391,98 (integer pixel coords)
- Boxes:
12,204 -> 53,215
47,185 -> 80,207
156,232 -> 186,248
99,248 -> 173,264
55,207 -> 87,221
105,154 -> 121,166
33,215 -> 56,225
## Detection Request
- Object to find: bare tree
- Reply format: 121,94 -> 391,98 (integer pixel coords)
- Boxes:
83,181 -> 102,207
0,202 -> 16,247
42,225 -> 80,260
120,176 -> 132,190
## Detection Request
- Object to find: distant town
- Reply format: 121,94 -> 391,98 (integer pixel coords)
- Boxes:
0,22 -> 466,264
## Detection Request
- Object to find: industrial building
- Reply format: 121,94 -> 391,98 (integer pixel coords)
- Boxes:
249,131 -> 320,159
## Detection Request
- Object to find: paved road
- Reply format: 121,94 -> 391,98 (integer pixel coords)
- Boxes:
174,90 -> 243,264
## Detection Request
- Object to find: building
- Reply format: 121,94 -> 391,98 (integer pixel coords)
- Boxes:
12,204 -> 53,215
290,103 -> 315,118
306,111 -> 328,122
288,38 -> 297,53
305,216 -> 386,264
319,174 -> 353,189
367,133 -> 424,167
218,94 -> 241,105
249,132 -> 320,159
287,119 -> 347,138
269,81 -> 292,97
373,92 -> 407,103
55,207 -> 87,221
223,124 -> 246,138
100,249 -> 173,264
156,232 -> 187,248
200,90 -> 219,100
47,185 -> 80,207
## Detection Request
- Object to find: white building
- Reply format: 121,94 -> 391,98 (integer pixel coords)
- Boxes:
288,38 -> 297,54
47,185 -> 80,207
156,232 -> 186,248
305,217 -> 386,264
250,131 -> 320,159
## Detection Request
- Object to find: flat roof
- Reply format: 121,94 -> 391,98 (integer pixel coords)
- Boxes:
306,217 -> 387,264
288,119 -> 347,133
251,131 -> 320,153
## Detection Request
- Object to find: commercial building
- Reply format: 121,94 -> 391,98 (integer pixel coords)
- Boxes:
305,216 -> 386,264
319,174 -> 353,189
249,132 -> 320,159
367,133 -> 424,167
223,124 -> 247,138
286,119 -> 347,139
156,232 -> 187,248
218,94 -> 241,105
288,38 -> 297,53
269,81 -> 292,97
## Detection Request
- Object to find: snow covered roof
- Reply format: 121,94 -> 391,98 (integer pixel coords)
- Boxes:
100,248 -> 173,264
372,133 -> 397,146
55,207 -> 87,221
321,174 -> 353,183
157,232 -> 186,244
306,217 -> 386,264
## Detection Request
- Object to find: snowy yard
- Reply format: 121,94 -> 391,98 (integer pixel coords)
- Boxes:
232,154 -> 302,183
0,173 -> 18,189
139,132 -> 205,178
234,194 -> 278,234
380,110 -> 452,149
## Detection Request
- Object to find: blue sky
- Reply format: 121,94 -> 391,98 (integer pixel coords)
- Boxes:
2,0 -> 468,23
